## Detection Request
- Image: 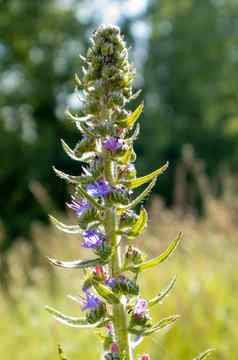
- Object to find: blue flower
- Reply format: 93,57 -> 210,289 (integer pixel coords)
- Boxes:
102,137 -> 123,152
82,229 -> 105,248
81,290 -> 102,311
105,277 -> 117,288
67,196 -> 91,216
86,179 -> 112,197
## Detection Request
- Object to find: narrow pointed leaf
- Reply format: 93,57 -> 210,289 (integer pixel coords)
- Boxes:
131,335 -> 144,350
127,103 -> 144,127
92,280 -> 120,304
61,139 -> 82,162
74,73 -> 82,87
76,122 -> 95,137
125,162 -> 169,189
49,215 -> 81,234
53,166 -> 82,184
126,207 -> 148,238
65,109 -> 93,122
46,306 -> 103,328
120,177 -> 157,211
47,256 -> 105,269
126,123 -> 140,144
143,315 -> 180,336
193,349 -> 215,360
148,276 -> 177,308
129,232 -> 183,272
129,89 -> 142,101
76,184 -> 106,211
79,54 -> 87,63
118,146 -> 134,165
58,344 -> 68,360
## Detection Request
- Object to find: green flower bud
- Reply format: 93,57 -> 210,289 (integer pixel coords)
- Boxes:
95,241 -> 112,260
120,210 -> 138,229
125,246 -> 146,267
86,302 -> 107,324
77,208 -> 99,229
74,136 -> 96,157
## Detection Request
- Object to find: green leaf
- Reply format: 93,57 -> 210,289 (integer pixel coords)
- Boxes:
127,103 -> 144,127
126,207 -> 148,238
47,256 -> 107,269
130,315 -> 179,336
118,146 -> 134,165
143,315 -> 180,336
125,123 -> 140,144
92,280 -> 120,304
125,162 -> 169,189
49,215 -> 81,234
129,89 -> 142,101
58,344 -> 68,360
74,73 -> 82,87
129,232 -> 183,272
65,109 -> 92,123
61,139 -> 82,161
53,166 -> 82,184
76,122 -> 95,137
148,276 -> 177,308
46,306 -> 104,328
76,184 -> 106,211
120,177 -> 157,211
193,349 -> 215,360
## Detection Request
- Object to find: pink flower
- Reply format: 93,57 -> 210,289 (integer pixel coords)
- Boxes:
140,354 -> 151,360
134,298 -> 148,317
111,342 -> 119,353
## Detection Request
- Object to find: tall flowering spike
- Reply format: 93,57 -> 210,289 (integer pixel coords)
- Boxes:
45,24 -> 205,360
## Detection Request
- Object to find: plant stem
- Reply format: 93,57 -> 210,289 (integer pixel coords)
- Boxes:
104,156 -> 134,360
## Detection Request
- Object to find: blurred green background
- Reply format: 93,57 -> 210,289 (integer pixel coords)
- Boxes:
0,0 -> 238,359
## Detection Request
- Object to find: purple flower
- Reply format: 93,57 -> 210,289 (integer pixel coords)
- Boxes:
82,229 -> 104,249
103,137 -> 123,152
106,321 -> 114,336
81,290 -> 102,311
118,275 -> 127,283
134,298 -> 148,317
67,196 -> 91,216
86,179 -> 112,197
105,277 -> 117,288
111,342 -> 119,353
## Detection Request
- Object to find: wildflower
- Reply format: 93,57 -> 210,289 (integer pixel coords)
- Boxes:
94,265 -> 107,281
86,179 -> 112,197
81,290 -> 102,311
105,277 -> 117,289
140,354 -> 151,360
133,298 -> 148,318
82,229 -> 104,248
111,342 -> 119,353
67,196 -> 91,216
102,137 -> 123,152
47,24 -> 179,360
106,321 -> 114,336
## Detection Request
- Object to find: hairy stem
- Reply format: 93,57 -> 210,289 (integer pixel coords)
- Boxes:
104,156 -> 133,360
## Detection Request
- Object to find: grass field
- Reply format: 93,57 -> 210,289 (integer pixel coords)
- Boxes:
1,197 -> 237,359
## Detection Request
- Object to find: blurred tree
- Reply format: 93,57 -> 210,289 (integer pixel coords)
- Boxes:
0,0 -> 92,251
1,0 -> 238,256
141,0 -> 238,204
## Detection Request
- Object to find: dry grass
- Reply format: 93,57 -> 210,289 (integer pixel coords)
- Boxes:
1,193 -> 237,359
